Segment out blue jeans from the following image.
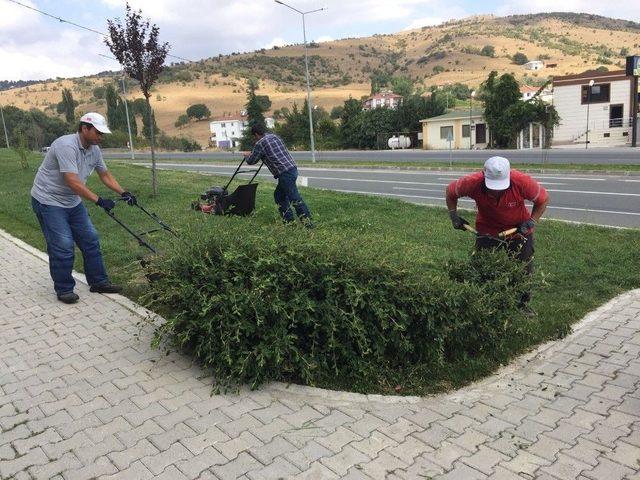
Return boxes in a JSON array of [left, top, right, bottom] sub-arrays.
[[274, 168, 311, 222], [32, 197, 109, 295]]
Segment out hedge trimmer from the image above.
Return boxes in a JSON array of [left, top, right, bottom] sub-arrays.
[[463, 223, 524, 244]]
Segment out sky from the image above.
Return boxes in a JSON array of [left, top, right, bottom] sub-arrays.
[[1, 0, 639, 81]]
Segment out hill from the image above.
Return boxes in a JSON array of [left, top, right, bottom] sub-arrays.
[[1, 12, 638, 146]]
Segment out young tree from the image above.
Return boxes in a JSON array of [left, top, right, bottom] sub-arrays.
[[175, 114, 189, 128], [481, 71, 525, 148], [106, 2, 170, 195], [117, 97, 137, 136], [239, 80, 268, 150], [339, 97, 364, 148], [105, 84, 119, 129], [61, 88, 75, 124]]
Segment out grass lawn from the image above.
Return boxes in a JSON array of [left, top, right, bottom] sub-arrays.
[[2, 147, 639, 394]]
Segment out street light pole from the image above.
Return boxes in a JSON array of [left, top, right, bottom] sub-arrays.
[[469, 90, 476, 150], [0, 104, 9, 149], [120, 77, 135, 161], [585, 79, 594, 150], [275, 0, 325, 163]]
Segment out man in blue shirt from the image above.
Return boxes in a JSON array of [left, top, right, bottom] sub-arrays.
[[244, 124, 312, 226], [31, 112, 137, 304]]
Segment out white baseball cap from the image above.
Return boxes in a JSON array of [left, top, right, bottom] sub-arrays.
[[79, 112, 111, 134], [483, 156, 511, 190]]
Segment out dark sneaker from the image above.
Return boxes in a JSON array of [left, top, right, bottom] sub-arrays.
[[57, 292, 79, 304], [89, 282, 122, 294]]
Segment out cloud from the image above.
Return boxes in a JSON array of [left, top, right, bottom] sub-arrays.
[[5, 0, 639, 80], [263, 37, 287, 49], [403, 16, 445, 30], [0, 1, 114, 80], [315, 35, 334, 43]]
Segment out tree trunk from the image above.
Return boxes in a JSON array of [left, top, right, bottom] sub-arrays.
[[146, 96, 157, 196]]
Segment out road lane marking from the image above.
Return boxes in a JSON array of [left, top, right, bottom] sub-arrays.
[[546, 189, 640, 197], [329, 189, 640, 216]]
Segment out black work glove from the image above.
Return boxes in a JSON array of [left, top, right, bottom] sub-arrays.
[[449, 210, 470, 230], [121, 191, 137, 206], [96, 196, 116, 212], [517, 217, 536, 235]]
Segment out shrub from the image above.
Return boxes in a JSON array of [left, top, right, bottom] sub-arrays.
[[174, 114, 189, 128], [512, 52, 529, 65], [480, 45, 495, 57], [143, 222, 534, 392], [186, 104, 211, 121], [157, 134, 200, 152]]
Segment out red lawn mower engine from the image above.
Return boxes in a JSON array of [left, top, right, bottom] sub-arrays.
[[192, 186, 228, 215]]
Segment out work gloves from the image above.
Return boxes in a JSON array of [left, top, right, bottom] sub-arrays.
[[517, 217, 536, 235], [449, 210, 470, 230], [96, 197, 115, 212], [121, 191, 137, 206]]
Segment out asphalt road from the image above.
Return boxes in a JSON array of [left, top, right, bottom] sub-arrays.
[[105, 147, 640, 164], [137, 163, 640, 229]]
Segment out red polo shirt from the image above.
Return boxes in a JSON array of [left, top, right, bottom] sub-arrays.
[[447, 170, 548, 236]]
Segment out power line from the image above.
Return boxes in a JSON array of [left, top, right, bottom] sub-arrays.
[[5, 0, 195, 63]]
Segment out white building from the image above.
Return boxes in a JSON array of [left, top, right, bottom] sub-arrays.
[[524, 61, 544, 71], [520, 85, 553, 103], [552, 69, 636, 147], [209, 113, 275, 148], [363, 91, 403, 110], [420, 109, 489, 150]]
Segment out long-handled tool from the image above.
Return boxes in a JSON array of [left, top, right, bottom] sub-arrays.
[[463, 224, 522, 244], [104, 201, 178, 254]]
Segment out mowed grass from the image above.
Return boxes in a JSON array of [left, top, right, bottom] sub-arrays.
[[2, 147, 639, 393]]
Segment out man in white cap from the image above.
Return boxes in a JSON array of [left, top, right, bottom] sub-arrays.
[[445, 156, 549, 312], [31, 112, 137, 304]]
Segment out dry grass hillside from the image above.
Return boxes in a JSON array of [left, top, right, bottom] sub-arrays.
[[2, 12, 639, 146]]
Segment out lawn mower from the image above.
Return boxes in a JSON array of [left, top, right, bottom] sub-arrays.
[[104, 199, 178, 254], [191, 158, 264, 216]]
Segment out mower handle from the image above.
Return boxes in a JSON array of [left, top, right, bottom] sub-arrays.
[[498, 227, 518, 239]]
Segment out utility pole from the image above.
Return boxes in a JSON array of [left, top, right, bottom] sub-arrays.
[[627, 56, 639, 147], [0, 104, 9, 149], [632, 75, 639, 148], [469, 90, 476, 150], [120, 77, 135, 161], [275, 0, 325, 163], [585, 80, 594, 150]]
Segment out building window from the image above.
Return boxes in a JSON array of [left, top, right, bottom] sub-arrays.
[[221, 123, 226, 127], [440, 126, 454, 140], [462, 125, 470, 138], [581, 83, 610, 104]]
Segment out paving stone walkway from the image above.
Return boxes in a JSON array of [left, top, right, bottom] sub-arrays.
[[1, 229, 639, 480]]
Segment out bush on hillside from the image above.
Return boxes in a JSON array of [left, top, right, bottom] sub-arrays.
[[513, 52, 529, 65], [143, 221, 535, 393]]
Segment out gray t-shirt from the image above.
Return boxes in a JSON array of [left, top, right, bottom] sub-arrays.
[[31, 133, 107, 208]]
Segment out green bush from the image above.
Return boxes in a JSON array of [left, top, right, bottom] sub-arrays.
[[157, 134, 201, 152], [143, 221, 535, 393]]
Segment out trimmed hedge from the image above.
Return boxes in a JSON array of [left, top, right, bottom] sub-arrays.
[[143, 219, 535, 393]]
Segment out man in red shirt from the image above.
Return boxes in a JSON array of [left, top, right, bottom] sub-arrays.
[[445, 156, 549, 311]]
